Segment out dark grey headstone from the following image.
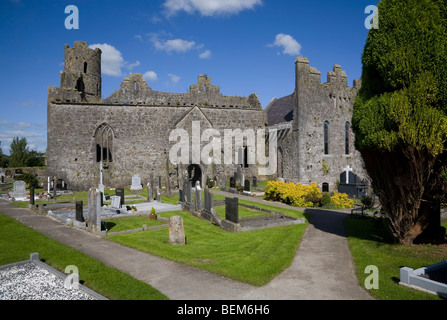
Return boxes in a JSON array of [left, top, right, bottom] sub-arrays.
[[225, 197, 239, 223], [29, 187, 35, 205], [244, 179, 250, 191], [229, 177, 236, 188], [115, 188, 125, 206], [252, 176, 257, 188], [75, 201, 84, 222], [179, 189, 184, 203]]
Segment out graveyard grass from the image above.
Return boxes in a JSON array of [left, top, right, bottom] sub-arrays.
[[345, 217, 447, 300], [107, 209, 308, 286], [0, 213, 168, 300]]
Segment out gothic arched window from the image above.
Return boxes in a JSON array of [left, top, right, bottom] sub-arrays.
[[95, 123, 114, 163], [324, 121, 329, 155]]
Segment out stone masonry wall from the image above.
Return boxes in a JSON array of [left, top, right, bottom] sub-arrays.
[[275, 57, 367, 191], [47, 102, 266, 191]]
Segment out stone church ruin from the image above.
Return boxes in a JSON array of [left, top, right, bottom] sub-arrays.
[[47, 41, 368, 192]]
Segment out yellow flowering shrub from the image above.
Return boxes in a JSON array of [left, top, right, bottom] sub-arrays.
[[330, 192, 354, 209], [265, 181, 354, 209], [264, 181, 321, 207]]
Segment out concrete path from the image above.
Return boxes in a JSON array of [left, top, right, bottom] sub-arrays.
[[0, 195, 373, 300]]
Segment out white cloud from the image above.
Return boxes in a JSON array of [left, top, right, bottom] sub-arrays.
[[153, 38, 197, 53], [0, 121, 32, 130], [89, 43, 140, 77], [89, 43, 124, 76], [143, 71, 158, 82], [168, 74, 181, 84], [163, 0, 262, 17], [270, 33, 301, 56], [199, 49, 212, 59], [125, 60, 141, 70]]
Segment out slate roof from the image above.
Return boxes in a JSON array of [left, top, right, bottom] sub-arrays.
[[266, 94, 295, 126]]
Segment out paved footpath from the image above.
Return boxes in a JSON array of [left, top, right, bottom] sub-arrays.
[[0, 193, 373, 300]]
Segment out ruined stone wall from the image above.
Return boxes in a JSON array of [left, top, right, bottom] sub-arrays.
[[105, 74, 261, 109], [46, 101, 266, 191]]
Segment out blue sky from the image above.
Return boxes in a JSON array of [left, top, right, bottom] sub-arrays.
[[0, 0, 377, 155]]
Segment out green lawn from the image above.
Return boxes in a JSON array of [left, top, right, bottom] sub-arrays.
[[345, 217, 447, 300], [107, 209, 308, 286], [0, 212, 168, 300], [104, 216, 166, 232]]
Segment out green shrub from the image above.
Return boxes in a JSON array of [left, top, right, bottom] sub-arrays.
[[15, 173, 38, 189], [320, 192, 332, 207]]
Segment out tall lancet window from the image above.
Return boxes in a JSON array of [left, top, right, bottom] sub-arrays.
[[323, 121, 329, 155], [345, 121, 351, 155], [95, 123, 114, 163]]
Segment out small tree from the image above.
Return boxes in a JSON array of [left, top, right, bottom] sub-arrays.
[[9, 137, 30, 167]]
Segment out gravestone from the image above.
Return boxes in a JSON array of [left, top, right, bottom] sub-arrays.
[[179, 189, 184, 203], [115, 188, 125, 206], [158, 176, 162, 188], [202, 187, 213, 219], [225, 197, 239, 223], [169, 215, 185, 245], [156, 186, 161, 202], [0, 172, 5, 183], [75, 201, 84, 222], [194, 181, 202, 211], [244, 179, 250, 192], [252, 176, 257, 188], [236, 167, 242, 185], [130, 174, 142, 190], [338, 166, 368, 197], [221, 176, 226, 191], [10, 180, 27, 198], [229, 177, 236, 189], [183, 178, 192, 210], [29, 187, 35, 205], [111, 196, 121, 209], [87, 187, 102, 234], [147, 182, 153, 202]]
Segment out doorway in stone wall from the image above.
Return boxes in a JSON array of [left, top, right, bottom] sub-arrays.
[[187, 164, 202, 188]]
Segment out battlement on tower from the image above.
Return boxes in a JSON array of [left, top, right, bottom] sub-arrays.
[[295, 56, 361, 89]]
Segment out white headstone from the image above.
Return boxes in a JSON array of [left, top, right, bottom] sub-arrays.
[[130, 174, 142, 190], [111, 195, 121, 209]]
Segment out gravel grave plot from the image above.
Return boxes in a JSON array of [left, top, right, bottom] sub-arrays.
[[0, 262, 94, 300]]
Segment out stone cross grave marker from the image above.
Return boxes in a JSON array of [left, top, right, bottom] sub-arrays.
[[194, 180, 202, 211], [87, 187, 102, 234], [225, 197, 239, 223], [147, 182, 153, 202], [236, 166, 242, 185], [342, 166, 353, 184]]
